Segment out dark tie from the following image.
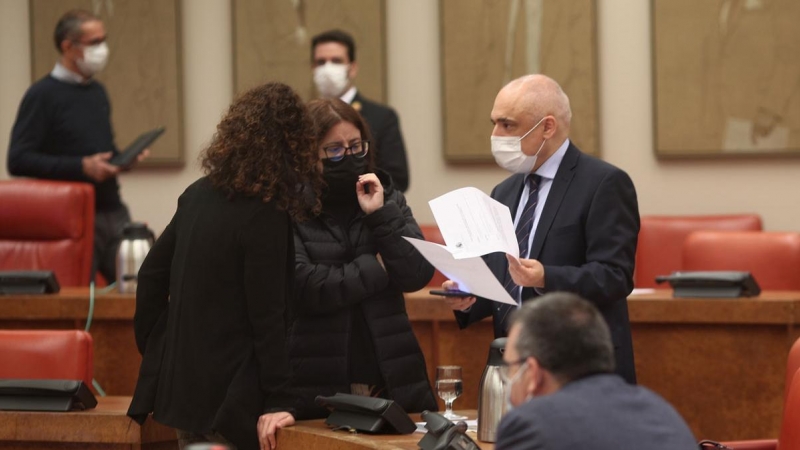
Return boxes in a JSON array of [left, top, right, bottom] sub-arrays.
[[504, 173, 541, 300], [499, 175, 541, 330]]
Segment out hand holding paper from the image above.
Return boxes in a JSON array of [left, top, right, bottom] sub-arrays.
[[403, 237, 516, 305], [506, 254, 545, 288]]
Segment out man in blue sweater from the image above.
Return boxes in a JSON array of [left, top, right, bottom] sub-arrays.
[[7, 9, 145, 284]]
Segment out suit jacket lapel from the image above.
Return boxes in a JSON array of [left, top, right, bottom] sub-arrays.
[[529, 143, 579, 260]]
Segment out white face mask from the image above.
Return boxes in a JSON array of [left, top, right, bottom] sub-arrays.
[[503, 361, 531, 411], [76, 42, 109, 77], [491, 117, 547, 174], [313, 62, 350, 98]]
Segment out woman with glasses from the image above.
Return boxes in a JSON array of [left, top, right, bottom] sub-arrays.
[[288, 98, 437, 418]]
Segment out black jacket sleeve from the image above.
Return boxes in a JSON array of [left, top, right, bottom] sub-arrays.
[[362, 191, 434, 292], [133, 214, 176, 355]]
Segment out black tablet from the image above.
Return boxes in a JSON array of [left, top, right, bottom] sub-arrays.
[[109, 126, 165, 166]]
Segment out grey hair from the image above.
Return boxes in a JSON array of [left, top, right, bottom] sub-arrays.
[[510, 292, 615, 384], [54, 9, 99, 53]]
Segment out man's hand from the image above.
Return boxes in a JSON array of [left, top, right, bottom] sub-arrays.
[[82, 152, 119, 182], [441, 280, 476, 311], [356, 173, 384, 214], [121, 148, 151, 172], [506, 254, 545, 288], [257, 411, 295, 450]]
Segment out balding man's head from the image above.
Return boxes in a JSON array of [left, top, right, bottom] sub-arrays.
[[503, 74, 572, 128]]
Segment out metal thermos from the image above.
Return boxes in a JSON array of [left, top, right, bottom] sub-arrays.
[[477, 337, 508, 442], [116, 222, 154, 294]]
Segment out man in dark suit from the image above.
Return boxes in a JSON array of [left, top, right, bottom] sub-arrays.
[[496, 292, 697, 450], [443, 74, 639, 383], [310, 29, 410, 191]]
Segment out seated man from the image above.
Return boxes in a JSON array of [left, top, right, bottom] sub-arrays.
[[497, 292, 697, 450]]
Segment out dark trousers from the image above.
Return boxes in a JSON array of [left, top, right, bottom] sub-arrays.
[[94, 203, 130, 283]]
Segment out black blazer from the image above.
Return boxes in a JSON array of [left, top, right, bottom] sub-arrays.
[[128, 177, 296, 450], [496, 374, 697, 450], [456, 143, 640, 383], [352, 92, 410, 192]]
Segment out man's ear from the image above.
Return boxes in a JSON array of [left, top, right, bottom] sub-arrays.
[[542, 116, 558, 139], [60, 39, 73, 55], [348, 61, 359, 80], [525, 357, 543, 396]]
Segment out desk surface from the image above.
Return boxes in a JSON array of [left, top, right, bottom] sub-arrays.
[[280, 411, 493, 450], [404, 289, 800, 324], [0, 396, 174, 448]]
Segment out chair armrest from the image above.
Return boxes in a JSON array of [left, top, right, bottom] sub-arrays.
[[722, 439, 778, 450]]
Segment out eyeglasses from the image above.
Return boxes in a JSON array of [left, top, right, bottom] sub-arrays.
[[498, 357, 528, 383], [322, 141, 369, 162]]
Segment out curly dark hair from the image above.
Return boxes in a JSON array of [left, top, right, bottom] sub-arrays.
[[200, 82, 323, 221], [306, 98, 376, 172]]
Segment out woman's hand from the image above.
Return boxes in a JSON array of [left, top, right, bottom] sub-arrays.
[[257, 411, 295, 450], [441, 280, 476, 311], [356, 173, 384, 214]]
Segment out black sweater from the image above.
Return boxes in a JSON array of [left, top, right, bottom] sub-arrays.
[[7, 75, 121, 211]]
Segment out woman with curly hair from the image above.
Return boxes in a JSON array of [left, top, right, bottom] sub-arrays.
[[288, 98, 437, 419], [127, 82, 322, 450]]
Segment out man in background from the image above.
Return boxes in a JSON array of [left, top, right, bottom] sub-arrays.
[[442, 74, 640, 383], [496, 292, 697, 450], [310, 29, 410, 192], [7, 9, 146, 283]]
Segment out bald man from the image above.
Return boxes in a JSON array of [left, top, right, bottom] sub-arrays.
[[443, 75, 640, 383]]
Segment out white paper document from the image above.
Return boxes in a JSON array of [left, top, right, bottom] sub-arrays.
[[428, 187, 519, 259], [403, 237, 516, 305]]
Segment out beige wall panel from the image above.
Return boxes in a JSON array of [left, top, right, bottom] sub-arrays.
[[441, 0, 599, 161], [653, 0, 800, 157], [232, 0, 386, 101]]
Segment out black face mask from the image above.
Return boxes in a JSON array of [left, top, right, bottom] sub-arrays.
[[322, 156, 368, 201]]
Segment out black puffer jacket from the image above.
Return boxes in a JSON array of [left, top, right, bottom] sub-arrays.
[[289, 172, 437, 419]]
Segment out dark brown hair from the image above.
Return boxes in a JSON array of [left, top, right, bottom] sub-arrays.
[[311, 29, 356, 62], [306, 98, 375, 171], [201, 82, 322, 221], [54, 9, 98, 53]]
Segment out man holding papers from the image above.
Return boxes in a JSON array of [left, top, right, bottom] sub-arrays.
[[443, 74, 640, 384]]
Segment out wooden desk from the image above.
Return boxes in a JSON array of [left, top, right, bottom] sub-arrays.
[[405, 290, 800, 441], [4, 288, 800, 440], [0, 288, 140, 396], [0, 396, 175, 449], [280, 411, 492, 450]]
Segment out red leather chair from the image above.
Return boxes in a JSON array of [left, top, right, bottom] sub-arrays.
[[419, 224, 448, 288], [0, 330, 94, 387], [787, 338, 800, 400], [682, 231, 800, 290], [0, 180, 95, 287], [635, 214, 762, 288]]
